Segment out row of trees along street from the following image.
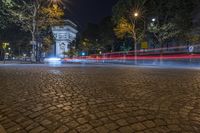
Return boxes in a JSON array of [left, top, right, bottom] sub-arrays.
[[1, 0, 200, 60], [69, 0, 200, 58], [0, 0, 65, 62]]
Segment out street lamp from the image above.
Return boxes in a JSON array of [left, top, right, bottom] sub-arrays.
[[152, 18, 156, 22], [134, 12, 139, 17], [133, 12, 139, 65]]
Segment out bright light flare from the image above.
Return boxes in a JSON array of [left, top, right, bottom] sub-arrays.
[[61, 44, 200, 65], [134, 12, 139, 17], [152, 18, 156, 22], [47, 58, 61, 61], [44, 58, 62, 65], [63, 54, 200, 61]]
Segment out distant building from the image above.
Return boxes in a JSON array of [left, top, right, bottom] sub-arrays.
[[51, 20, 78, 58]]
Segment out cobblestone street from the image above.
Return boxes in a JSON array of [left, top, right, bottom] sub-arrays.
[[1, 64, 200, 133]]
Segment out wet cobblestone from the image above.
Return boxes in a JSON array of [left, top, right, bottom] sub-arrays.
[[0, 64, 200, 132]]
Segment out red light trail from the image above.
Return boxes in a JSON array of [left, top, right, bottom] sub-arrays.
[[63, 44, 200, 62]]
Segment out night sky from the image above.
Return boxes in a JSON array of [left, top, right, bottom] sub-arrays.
[[66, 0, 118, 30]]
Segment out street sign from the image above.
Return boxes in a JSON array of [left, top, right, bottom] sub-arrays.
[[189, 46, 194, 53], [141, 42, 148, 49]]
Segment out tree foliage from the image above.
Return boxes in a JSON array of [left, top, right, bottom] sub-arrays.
[[38, 4, 64, 30], [113, 1, 146, 50], [65, 40, 78, 58], [148, 22, 180, 46], [42, 34, 54, 52], [112, 0, 147, 25], [3, 0, 64, 36], [112, 0, 200, 47], [2, 0, 65, 60], [98, 17, 115, 52], [0, 0, 11, 30], [78, 17, 115, 54], [114, 17, 132, 39]]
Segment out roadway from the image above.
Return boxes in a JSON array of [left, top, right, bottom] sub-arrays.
[[0, 64, 200, 132]]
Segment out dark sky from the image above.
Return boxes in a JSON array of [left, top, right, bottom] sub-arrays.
[[66, 0, 118, 30]]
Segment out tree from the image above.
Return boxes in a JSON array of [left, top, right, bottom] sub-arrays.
[[0, 0, 13, 52], [185, 2, 200, 45], [77, 16, 116, 54], [113, 0, 146, 45], [65, 40, 78, 58], [80, 38, 92, 53], [0, 2, 7, 59], [0, 25, 32, 57], [113, 0, 200, 46], [148, 22, 180, 49], [79, 23, 99, 54], [0, 42, 10, 63], [41, 32, 54, 52], [114, 17, 132, 39], [112, 0, 147, 24], [146, 0, 199, 46], [3, 0, 64, 61], [112, 0, 132, 25], [0, 3, 6, 30], [98, 17, 115, 52], [113, 1, 146, 64]]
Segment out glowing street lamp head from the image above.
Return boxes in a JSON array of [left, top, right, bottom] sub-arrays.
[[152, 18, 156, 22], [81, 52, 86, 56], [134, 12, 139, 17]]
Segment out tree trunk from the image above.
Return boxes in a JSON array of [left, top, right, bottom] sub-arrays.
[[0, 50, 2, 61], [31, 5, 37, 62]]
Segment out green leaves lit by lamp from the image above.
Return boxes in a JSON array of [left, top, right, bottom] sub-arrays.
[[2, 43, 9, 50]]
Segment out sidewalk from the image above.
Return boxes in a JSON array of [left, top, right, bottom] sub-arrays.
[[0, 61, 32, 64]]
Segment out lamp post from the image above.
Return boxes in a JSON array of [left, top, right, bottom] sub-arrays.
[[8, 48, 11, 57], [134, 12, 138, 17], [133, 12, 139, 65]]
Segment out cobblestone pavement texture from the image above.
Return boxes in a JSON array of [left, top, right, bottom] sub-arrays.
[[1, 64, 200, 133]]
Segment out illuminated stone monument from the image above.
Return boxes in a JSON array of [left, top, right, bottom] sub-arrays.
[[52, 20, 78, 58]]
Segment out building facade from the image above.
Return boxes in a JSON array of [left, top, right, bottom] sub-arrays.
[[52, 20, 78, 58]]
